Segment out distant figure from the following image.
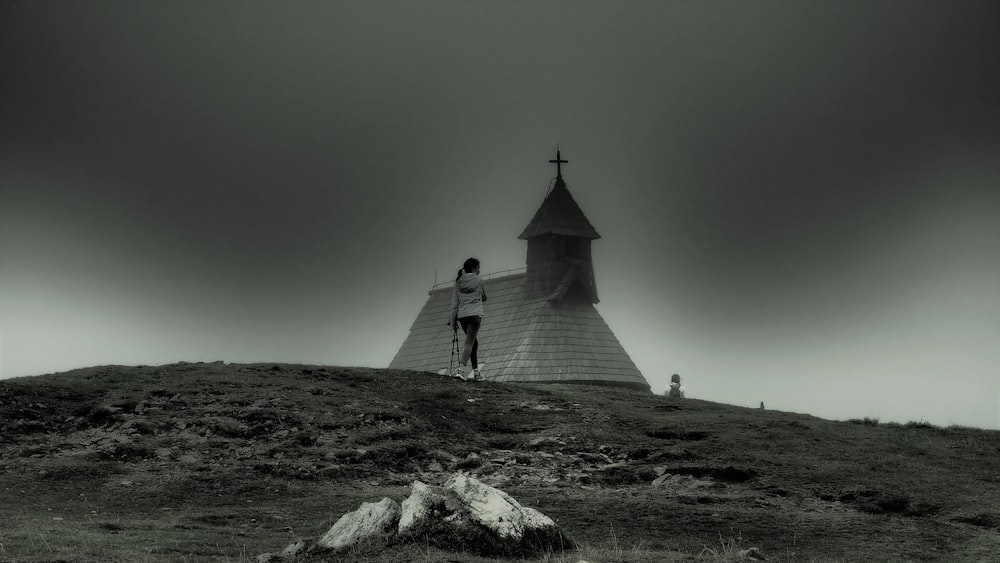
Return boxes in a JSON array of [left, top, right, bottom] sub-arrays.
[[450, 257, 488, 382], [760, 401, 765, 410], [666, 373, 685, 398]]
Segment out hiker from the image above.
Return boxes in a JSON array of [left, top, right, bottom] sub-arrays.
[[450, 257, 487, 381], [666, 373, 685, 398]]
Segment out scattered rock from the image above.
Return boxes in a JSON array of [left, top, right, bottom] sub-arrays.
[[316, 497, 400, 549], [280, 540, 306, 558], [740, 546, 767, 560], [652, 473, 721, 492], [444, 473, 560, 541], [177, 454, 200, 465], [398, 481, 445, 534], [528, 436, 566, 449], [432, 449, 458, 463], [577, 452, 613, 464], [262, 474, 573, 559], [255, 544, 305, 563]]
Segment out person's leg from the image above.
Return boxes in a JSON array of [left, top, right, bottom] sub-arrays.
[[454, 318, 470, 377], [450, 321, 467, 379], [470, 336, 482, 380], [459, 317, 480, 369]]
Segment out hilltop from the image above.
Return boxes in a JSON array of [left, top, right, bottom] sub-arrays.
[[1, 363, 998, 562]]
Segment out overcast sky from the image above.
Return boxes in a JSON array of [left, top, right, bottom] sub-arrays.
[[2, 1, 997, 429]]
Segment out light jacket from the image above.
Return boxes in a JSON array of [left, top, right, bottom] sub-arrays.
[[451, 272, 488, 321]]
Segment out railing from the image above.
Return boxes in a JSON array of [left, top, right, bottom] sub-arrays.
[[431, 267, 526, 290], [483, 267, 526, 280]]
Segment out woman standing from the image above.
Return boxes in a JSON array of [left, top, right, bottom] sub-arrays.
[[450, 257, 487, 381]]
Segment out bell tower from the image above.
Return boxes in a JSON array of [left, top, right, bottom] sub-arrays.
[[518, 149, 601, 304]]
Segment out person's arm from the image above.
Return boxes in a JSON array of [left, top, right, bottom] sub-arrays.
[[450, 287, 459, 328], [480, 281, 488, 303]]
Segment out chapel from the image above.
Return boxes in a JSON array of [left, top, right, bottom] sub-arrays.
[[389, 150, 650, 392]]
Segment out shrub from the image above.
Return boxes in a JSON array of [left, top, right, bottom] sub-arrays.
[[847, 417, 880, 426]]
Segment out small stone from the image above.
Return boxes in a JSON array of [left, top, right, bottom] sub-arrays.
[[281, 540, 306, 557], [433, 449, 458, 462], [739, 547, 767, 560]]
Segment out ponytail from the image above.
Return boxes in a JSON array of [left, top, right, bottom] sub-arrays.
[[456, 257, 480, 281]]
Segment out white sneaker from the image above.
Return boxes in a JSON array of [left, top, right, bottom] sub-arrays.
[[452, 365, 467, 381], [472, 368, 482, 381]]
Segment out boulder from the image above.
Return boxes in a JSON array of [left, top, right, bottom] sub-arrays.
[[259, 474, 572, 559], [398, 480, 445, 534], [435, 473, 574, 556], [444, 473, 556, 539], [316, 497, 400, 549]]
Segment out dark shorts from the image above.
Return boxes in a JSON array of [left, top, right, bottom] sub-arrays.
[[458, 316, 481, 332]]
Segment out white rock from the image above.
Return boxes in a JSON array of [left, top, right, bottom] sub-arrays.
[[399, 481, 445, 534], [280, 540, 306, 557], [316, 497, 400, 550], [261, 474, 570, 559], [444, 473, 555, 539]]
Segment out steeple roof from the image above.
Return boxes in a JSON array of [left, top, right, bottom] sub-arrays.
[[518, 177, 601, 240]]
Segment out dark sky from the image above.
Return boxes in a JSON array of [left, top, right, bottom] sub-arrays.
[[2, 1, 998, 428]]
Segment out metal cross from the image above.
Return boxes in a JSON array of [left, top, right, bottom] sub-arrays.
[[548, 148, 568, 179]]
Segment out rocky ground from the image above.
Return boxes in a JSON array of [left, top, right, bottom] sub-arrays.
[[1, 362, 999, 562]]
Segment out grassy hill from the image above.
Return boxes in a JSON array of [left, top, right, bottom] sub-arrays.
[[1, 363, 998, 562]]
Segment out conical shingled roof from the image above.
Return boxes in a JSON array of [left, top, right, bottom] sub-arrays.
[[389, 274, 649, 391], [518, 177, 601, 240]]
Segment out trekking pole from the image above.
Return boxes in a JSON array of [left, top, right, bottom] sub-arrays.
[[449, 325, 458, 376]]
